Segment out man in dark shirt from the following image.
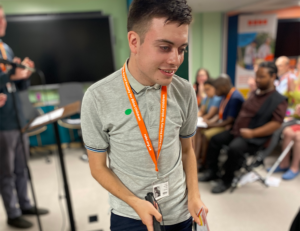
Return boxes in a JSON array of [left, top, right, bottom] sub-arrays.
[[199, 62, 287, 194], [0, 6, 48, 229]]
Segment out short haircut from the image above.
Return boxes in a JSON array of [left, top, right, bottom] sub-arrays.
[[128, 0, 192, 42], [259, 61, 278, 78], [204, 79, 215, 87], [214, 76, 232, 88]]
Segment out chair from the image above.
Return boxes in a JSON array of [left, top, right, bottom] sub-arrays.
[[19, 90, 50, 161], [230, 119, 299, 192], [57, 82, 87, 161]]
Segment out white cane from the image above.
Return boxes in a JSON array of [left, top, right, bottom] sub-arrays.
[[264, 140, 294, 183]]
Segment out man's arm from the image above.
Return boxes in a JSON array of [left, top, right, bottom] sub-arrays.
[[207, 116, 234, 128], [240, 121, 281, 139], [87, 150, 162, 231], [0, 93, 7, 107], [202, 106, 218, 120], [180, 137, 208, 225]]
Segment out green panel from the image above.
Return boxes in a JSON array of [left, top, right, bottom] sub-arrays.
[[2, 0, 129, 69], [190, 13, 203, 84], [202, 12, 222, 78], [175, 46, 189, 80]]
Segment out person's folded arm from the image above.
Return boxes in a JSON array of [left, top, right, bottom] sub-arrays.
[[251, 121, 281, 137], [208, 116, 234, 128], [87, 150, 162, 231], [202, 106, 218, 120]]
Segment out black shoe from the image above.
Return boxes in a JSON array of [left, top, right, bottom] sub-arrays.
[[211, 180, 231, 194], [7, 216, 33, 229], [198, 170, 218, 182], [22, 207, 49, 216]]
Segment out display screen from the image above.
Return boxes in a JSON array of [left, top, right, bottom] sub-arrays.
[[4, 12, 115, 85], [275, 20, 300, 58]]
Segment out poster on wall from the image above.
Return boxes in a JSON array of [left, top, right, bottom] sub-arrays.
[[235, 14, 277, 97]]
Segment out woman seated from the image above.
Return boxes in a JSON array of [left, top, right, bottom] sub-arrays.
[[194, 79, 222, 170], [276, 104, 300, 180]]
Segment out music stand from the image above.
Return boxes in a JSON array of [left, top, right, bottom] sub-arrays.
[[24, 101, 81, 231]]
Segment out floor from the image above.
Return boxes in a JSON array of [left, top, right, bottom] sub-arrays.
[[0, 148, 299, 231]]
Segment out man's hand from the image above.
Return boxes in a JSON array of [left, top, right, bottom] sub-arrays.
[[240, 128, 254, 139], [0, 93, 7, 107], [188, 195, 208, 226], [131, 198, 162, 231], [10, 57, 35, 81]]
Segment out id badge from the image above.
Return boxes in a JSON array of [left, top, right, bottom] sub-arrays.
[[152, 177, 169, 201]]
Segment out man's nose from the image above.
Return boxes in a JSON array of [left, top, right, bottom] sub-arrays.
[[166, 48, 182, 67]]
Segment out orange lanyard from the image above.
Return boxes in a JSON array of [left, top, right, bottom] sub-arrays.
[[0, 42, 7, 72], [122, 64, 167, 172], [219, 87, 235, 119]]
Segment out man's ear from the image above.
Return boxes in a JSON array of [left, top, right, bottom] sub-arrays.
[[128, 31, 140, 55]]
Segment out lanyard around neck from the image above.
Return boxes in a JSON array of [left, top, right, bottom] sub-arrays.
[[122, 64, 167, 172], [219, 87, 235, 120]]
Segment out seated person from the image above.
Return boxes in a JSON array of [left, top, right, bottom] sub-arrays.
[[194, 79, 221, 167], [199, 62, 288, 193], [196, 76, 244, 171], [275, 56, 297, 95], [203, 76, 244, 140], [274, 105, 300, 180], [198, 79, 222, 119]]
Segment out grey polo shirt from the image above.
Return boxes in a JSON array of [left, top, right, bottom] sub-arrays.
[[81, 62, 198, 225]]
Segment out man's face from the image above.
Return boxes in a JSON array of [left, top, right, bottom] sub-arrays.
[[0, 9, 7, 37], [133, 18, 188, 86], [255, 67, 274, 90], [276, 59, 289, 77]]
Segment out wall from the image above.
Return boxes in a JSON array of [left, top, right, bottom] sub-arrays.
[[190, 12, 223, 84], [1, 0, 129, 69]]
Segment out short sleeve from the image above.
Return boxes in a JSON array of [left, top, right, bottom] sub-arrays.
[[179, 84, 198, 138], [225, 95, 244, 119], [211, 96, 222, 108], [81, 89, 109, 153], [271, 100, 287, 123]]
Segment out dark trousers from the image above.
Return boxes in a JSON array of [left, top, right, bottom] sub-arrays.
[[206, 130, 260, 183], [111, 213, 193, 231], [0, 130, 31, 219]]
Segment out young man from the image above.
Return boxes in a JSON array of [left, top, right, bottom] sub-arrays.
[[199, 62, 287, 194], [81, 0, 208, 230], [200, 76, 244, 143], [0, 6, 48, 229]]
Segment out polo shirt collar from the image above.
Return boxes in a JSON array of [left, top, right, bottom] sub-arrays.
[[125, 60, 161, 94]]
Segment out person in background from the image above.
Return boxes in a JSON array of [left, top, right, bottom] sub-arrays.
[[275, 56, 297, 95], [194, 79, 222, 170], [258, 38, 272, 60], [196, 76, 244, 175], [275, 104, 300, 180], [0, 5, 48, 229], [199, 62, 287, 193], [244, 40, 257, 70], [193, 68, 210, 107], [197, 79, 222, 119]]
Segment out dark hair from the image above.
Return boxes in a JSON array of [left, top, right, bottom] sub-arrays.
[[128, 0, 192, 41], [259, 61, 278, 79], [204, 79, 215, 87], [194, 68, 210, 95], [214, 76, 232, 88]]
